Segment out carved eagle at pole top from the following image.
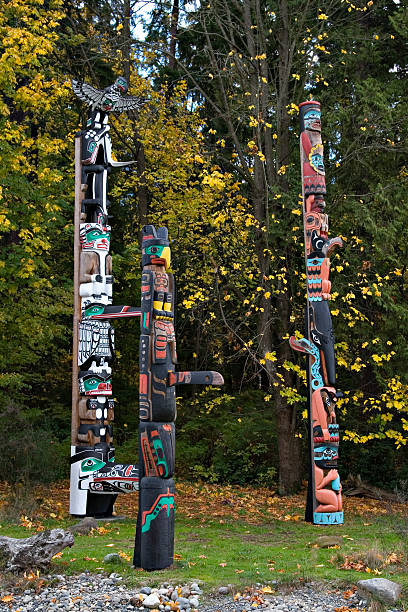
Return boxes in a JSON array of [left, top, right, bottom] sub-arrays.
[[72, 76, 146, 113]]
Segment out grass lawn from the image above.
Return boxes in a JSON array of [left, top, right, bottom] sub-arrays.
[[1, 481, 408, 606]]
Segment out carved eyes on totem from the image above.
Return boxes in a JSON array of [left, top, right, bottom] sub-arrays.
[[313, 237, 325, 251], [305, 110, 320, 120], [148, 247, 159, 254], [315, 447, 337, 460], [80, 457, 106, 473]]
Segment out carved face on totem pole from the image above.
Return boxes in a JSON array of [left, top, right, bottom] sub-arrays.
[[80, 223, 111, 251], [300, 102, 321, 132], [142, 225, 171, 270]]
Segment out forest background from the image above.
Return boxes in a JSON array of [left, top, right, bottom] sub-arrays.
[[0, 0, 407, 498]]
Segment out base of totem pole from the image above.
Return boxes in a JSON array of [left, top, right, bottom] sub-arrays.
[[313, 511, 344, 525]]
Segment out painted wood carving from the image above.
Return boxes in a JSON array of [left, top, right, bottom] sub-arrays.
[[290, 101, 344, 525], [70, 77, 143, 518], [71, 77, 224, 569], [133, 225, 224, 570]]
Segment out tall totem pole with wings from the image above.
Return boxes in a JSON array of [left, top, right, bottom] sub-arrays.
[[70, 77, 144, 518], [71, 77, 223, 568], [289, 101, 344, 525]]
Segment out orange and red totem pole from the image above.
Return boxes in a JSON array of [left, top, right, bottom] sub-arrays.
[[290, 101, 344, 525]]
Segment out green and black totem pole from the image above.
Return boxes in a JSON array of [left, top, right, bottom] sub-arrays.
[[290, 101, 344, 525], [133, 225, 224, 570]]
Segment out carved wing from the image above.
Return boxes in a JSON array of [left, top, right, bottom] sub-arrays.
[[78, 321, 101, 366], [114, 95, 147, 112], [72, 80, 105, 108]]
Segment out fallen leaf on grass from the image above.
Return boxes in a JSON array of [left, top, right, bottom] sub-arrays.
[[198, 554, 207, 559], [174, 553, 182, 560], [384, 552, 402, 565], [105, 544, 114, 547], [235, 569, 244, 574], [340, 557, 367, 572], [261, 586, 274, 594], [219, 562, 227, 567], [52, 551, 63, 559], [282, 514, 302, 521], [83, 556, 97, 562], [24, 570, 39, 580]]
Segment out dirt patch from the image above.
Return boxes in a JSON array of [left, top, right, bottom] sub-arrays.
[[182, 533, 210, 543], [239, 533, 274, 546]]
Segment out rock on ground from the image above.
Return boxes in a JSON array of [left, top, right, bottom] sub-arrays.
[[68, 517, 98, 535], [312, 535, 343, 548], [103, 553, 123, 564], [357, 577, 402, 605]]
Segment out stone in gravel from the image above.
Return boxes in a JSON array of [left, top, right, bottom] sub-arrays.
[[103, 553, 122, 564], [190, 583, 202, 594], [313, 535, 343, 548], [158, 588, 168, 596], [143, 593, 161, 608], [180, 586, 191, 598], [189, 597, 199, 607], [141, 587, 152, 595], [68, 517, 98, 535], [171, 591, 179, 601], [357, 577, 402, 604], [218, 586, 230, 595], [177, 597, 191, 609]]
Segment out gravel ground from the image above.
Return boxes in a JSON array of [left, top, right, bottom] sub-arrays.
[[0, 575, 404, 612]]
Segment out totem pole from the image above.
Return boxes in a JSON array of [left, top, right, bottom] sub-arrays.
[[70, 77, 144, 517], [71, 76, 224, 568], [289, 101, 344, 525], [133, 224, 224, 570]]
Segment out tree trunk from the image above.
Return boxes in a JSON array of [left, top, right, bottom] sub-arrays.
[[275, 396, 301, 493], [169, 0, 179, 70], [136, 137, 149, 228], [122, 0, 131, 82]]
